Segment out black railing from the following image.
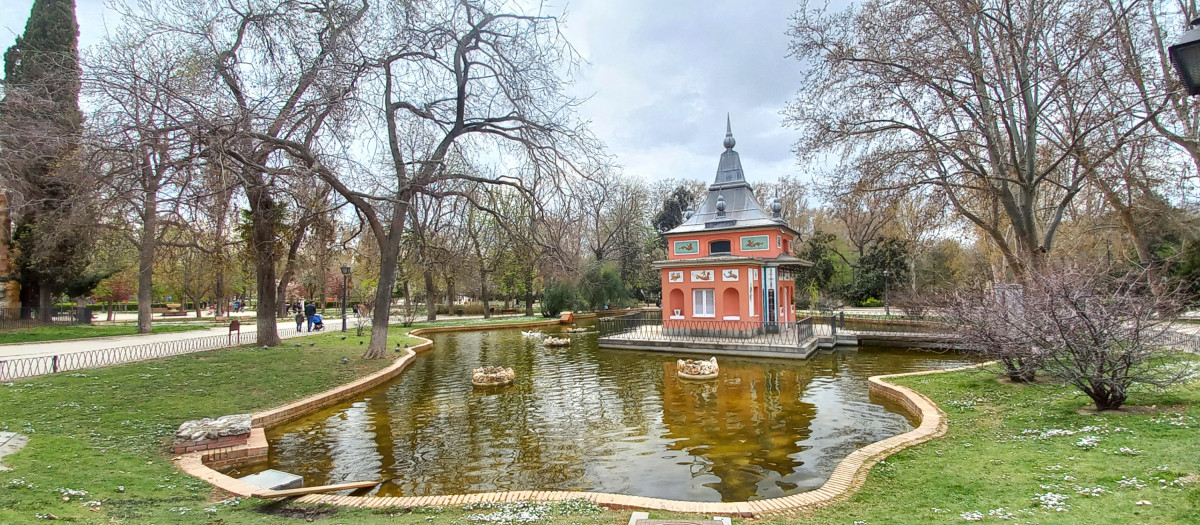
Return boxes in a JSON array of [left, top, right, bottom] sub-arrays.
[[0, 326, 303, 382], [0, 307, 93, 329], [598, 313, 823, 352]]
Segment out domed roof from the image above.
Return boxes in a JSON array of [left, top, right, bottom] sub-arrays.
[[669, 117, 798, 236]]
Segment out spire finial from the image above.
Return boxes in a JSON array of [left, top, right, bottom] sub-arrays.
[[723, 114, 736, 150]]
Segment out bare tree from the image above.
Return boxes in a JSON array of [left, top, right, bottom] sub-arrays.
[[88, 27, 201, 332], [787, 0, 1136, 278], [1107, 0, 1200, 178], [261, 0, 598, 358], [122, 0, 370, 344]]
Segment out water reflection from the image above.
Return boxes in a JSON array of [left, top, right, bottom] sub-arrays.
[[233, 324, 974, 502]]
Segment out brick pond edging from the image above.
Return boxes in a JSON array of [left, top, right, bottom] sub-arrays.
[[172, 320, 991, 517]]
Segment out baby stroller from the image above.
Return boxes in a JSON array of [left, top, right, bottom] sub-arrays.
[[311, 313, 325, 332]]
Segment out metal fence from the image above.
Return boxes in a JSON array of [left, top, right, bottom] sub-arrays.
[[0, 307, 93, 329], [0, 326, 304, 382], [597, 312, 818, 351]]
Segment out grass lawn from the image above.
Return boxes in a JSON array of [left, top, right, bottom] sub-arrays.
[[1, 317, 1196, 524], [0, 324, 214, 345]]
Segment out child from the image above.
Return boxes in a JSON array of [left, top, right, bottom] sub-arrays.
[[295, 311, 305, 332]]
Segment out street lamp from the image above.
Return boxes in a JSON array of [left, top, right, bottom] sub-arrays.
[[882, 269, 890, 317], [340, 264, 351, 332], [1169, 17, 1200, 95]]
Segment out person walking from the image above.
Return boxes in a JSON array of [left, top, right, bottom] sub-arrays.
[[304, 300, 318, 332], [294, 310, 305, 332]]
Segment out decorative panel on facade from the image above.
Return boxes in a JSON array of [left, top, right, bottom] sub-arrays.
[[673, 240, 699, 255], [740, 235, 769, 251]]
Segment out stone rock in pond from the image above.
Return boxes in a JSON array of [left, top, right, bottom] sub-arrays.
[[472, 366, 515, 386], [175, 413, 252, 442], [677, 357, 719, 379]]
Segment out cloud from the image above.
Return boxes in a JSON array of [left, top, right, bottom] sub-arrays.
[[557, 0, 809, 185]]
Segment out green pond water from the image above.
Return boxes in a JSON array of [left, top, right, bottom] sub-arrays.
[[225, 322, 975, 502]]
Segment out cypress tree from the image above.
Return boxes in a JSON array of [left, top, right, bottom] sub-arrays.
[[0, 0, 87, 318]]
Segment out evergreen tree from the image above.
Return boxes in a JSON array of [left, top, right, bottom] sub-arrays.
[[0, 0, 88, 317]]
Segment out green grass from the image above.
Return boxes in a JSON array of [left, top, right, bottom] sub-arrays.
[[0, 324, 213, 345], [757, 363, 1200, 525], [1, 316, 1195, 524]]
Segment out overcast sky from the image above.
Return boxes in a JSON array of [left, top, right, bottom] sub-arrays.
[[1, 0, 817, 187]]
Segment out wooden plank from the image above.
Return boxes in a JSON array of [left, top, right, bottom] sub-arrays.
[[253, 480, 383, 498]]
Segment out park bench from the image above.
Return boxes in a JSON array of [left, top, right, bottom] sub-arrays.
[[161, 310, 188, 317]]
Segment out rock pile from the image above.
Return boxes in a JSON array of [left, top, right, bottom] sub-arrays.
[[677, 357, 719, 379], [175, 414, 252, 442], [472, 366, 515, 386]]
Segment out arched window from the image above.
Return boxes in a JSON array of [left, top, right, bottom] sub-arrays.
[[709, 239, 731, 254]]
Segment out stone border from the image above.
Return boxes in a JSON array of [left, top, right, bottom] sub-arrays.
[[172, 319, 989, 516]]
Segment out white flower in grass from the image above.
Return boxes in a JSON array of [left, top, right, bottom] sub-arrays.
[[988, 508, 1015, 520], [1075, 486, 1108, 497], [960, 510, 984, 521], [1117, 477, 1147, 489], [1033, 492, 1070, 511], [1074, 436, 1100, 449]]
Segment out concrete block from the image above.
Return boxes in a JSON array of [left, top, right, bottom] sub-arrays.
[[238, 469, 304, 490]]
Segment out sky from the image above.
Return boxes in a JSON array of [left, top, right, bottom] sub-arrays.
[[0, 0, 817, 188]]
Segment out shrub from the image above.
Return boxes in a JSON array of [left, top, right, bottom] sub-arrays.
[[859, 297, 883, 308], [541, 282, 573, 318], [938, 263, 1195, 408]]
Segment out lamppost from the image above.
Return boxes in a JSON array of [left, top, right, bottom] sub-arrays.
[[340, 264, 351, 332], [1169, 17, 1200, 95], [882, 269, 890, 317]]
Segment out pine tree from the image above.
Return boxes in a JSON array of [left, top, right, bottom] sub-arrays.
[[0, 0, 88, 319]]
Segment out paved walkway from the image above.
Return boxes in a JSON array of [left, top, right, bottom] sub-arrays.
[[0, 313, 531, 361]]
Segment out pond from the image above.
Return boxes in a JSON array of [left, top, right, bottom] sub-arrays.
[[224, 321, 975, 502]]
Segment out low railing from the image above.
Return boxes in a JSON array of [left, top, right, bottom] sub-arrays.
[[0, 326, 304, 382], [0, 307, 93, 329], [598, 313, 823, 353]]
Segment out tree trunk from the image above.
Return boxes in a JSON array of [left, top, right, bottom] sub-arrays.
[[274, 231, 304, 318], [247, 185, 280, 346], [37, 283, 52, 322], [364, 233, 401, 359], [480, 266, 491, 319], [214, 272, 225, 317], [402, 280, 411, 313], [446, 276, 455, 309], [524, 273, 534, 317], [136, 183, 157, 333], [424, 268, 437, 321]]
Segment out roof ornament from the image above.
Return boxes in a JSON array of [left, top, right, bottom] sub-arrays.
[[684, 206, 694, 220], [723, 114, 736, 150], [771, 192, 782, 220], [716, 194, 727, 218]]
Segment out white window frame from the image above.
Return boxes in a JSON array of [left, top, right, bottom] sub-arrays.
[[693, 288, 715, 318]]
